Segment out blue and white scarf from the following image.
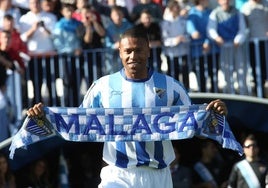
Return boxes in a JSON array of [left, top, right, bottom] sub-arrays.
[[9, 104, 243, 158]]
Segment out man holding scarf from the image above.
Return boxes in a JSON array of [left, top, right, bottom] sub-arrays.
[[27, 27, 228, 188]]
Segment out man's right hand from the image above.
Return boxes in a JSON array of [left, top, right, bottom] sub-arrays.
[[26, 102, 44, 117]]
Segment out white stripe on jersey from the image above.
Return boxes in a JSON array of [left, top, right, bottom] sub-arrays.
[[81, 69, 191, 169]]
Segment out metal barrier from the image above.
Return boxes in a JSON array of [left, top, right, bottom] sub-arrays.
[[5, 38, 268, 136]]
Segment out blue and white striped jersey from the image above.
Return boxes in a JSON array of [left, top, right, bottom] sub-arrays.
[[80, 68, 191, 169]]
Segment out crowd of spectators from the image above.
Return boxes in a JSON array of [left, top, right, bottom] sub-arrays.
[[0, 0, 268, 187], [0, 0, 267, 98]]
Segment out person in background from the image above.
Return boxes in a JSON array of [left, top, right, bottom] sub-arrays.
[[0, 64, 10, 143], [163, 0, 193, 19], [131, 0, 163, 23], [240, 0, 268, 97], [104, 5, 133, 74], [228, 134, 268, 188], [53, 3, 83, 55], [91, 0, 132, 27], [79, 4, 106, 90], [41, 0, 61, 19], [3, 14, 28, 74], [72, 0, 102, 23], [0, 0, 21, 30], [207, 0, 248, 94], [26, 26, 228, 188], [170, 145, 192, 188], [0, 152, 16, 188], [0, 30, 15, 143], [53, 3, 84, 106], [135, 9, 162, 72], [19, 0, 57, 55], [80, 5, 105, 50], [20, 158, 53, 188], [192, 139, 227, 188], [161, 0, 190, 90], [187, 0, 216, 92], [19, 0, 57, 106]]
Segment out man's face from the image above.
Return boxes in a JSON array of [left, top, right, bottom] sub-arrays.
[[0, 32, 10, 50], [218, 0, 230, 11], [243, 140, 259, 158], [61, 7, 74, 19], [29, 0, 41, 13], [3, 18, 13, 31], [111, 10, 123, 25], [140, 13, 151, 27], [119, 37, 150, 79]]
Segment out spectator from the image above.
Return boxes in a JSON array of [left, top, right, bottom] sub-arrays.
[[19, 0, 57, 55], [91, 0, 132, 27], [3, 14, 28, 73], [104, 5, 133, 74], [19, 0, 57, 106], [240, 0, 268, 97], [0, 66, 9, 143], [163, 0, 193, 19], [170, 145, 192, 188], [0, 30, 15, 143], [131, 0, 163, 23], [73, 0, 102, 24], [53, 3, 83, 55], [20, 158, 53, 188], [207, 0, 248, 94], [79, 4, 106, 88], [53, 3, 84, 106], [161, 0, 190, 89], [187, 0, 217, 92], [228, 134, 268, 188], [135, 9, 162, 72], [41, 0, 61, 19], [0, 0, 21, 30], [0, 152, 16, 188], [192, 139, 227, 188], [80, 5, 105, 50]]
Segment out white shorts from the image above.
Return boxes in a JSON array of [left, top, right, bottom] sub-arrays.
[[98, 165, 173, 188]]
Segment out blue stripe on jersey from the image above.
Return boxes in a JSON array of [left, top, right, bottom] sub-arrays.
[[115, 142, 129, 168], [154, 141, 167, 169], [135, 142, 150, 166], [108, 73, 130, 167]]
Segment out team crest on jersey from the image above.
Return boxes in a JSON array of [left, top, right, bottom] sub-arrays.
[[24, 116, 53, 136], [154, 87, 166, 98]]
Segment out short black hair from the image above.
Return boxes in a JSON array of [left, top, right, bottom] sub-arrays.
[[120, 26, 149, 44], [3, 14, 13, 21]]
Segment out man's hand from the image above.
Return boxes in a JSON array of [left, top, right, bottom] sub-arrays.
[[26, 102, 44, 117], [206, 99, 228, 116]]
